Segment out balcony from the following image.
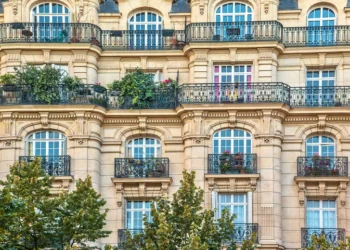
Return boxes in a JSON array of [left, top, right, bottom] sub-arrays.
[[118, 229, 143, 247], [107, 86, 177, 109], [0, 22, 102, 45], [114, 157, 169, 178], [233, 223, 259, 243], [19, 155, 71, 176], [177, 82, 289, 105], [301, 228, 345, 248], [0, 84, 107, 107], [208, 153, 257, 174], [297, 156, 348, 177], [185, 21, 282, 43], [101, 30, 185, 50], [283, 26, 350, 47]]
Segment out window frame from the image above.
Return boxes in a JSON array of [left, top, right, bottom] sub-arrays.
[[307, 7, 336, 27], [26, 131, 67, 157], [213, 129, 252, 154], [125, 200, 153, 229], [306, 199, 337, 228], [32, 3, 70, 23], [215, 2, 253, 22], [305, 135, 335, 157], [126, 138, 162, 158]]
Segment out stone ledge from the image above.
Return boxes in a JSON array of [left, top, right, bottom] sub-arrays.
[[205, 174, 260, 192], [50, 176, 74, 195]]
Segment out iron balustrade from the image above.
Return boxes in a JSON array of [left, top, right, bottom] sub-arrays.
[[297, 156, 348, 177], [177, 83, 290, 104], [19, 155, 71, 176], [208, 153, 257, 174], [0, 84, 108, 107], [114, 158, 170, 178], [108, 86, 177, 109], [232, 223, 259, 243], [283, 26, 350, 47], [301, 228, 345, 248], [289, 86, 350, 107], [101, 30, 186, 50], [185, 21, 283, 43], [118, 229, 144, 247], [0, 22, 102, 45]]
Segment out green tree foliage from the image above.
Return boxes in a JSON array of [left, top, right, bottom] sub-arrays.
[[303, 235, 350, 250], [0, 158, 110, 250], [118, 170, 256, 250]]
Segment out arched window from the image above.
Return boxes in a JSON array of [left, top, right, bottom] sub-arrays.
[[26, 131, 67, 156], [32, 3, 69, 23], [127, 138, 161, 158], [214, 2, 253, 41], [306, 135, 335, 157], [307, 7, 336, 45], [213, 129, 252, 154], [215, 2, 253, 22], [128, 12, 162, 49]]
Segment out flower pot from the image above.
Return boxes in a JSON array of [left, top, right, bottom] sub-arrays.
[[2, 84, 19, 92], [93, 85, 105, 94], [220, 155, 231, 161], [240, 169, 246, 174], [91, 37, 99, 46], [70, 37, 80, 43]]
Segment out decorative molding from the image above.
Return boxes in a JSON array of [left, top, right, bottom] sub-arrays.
[[206, 112, 228, 118], [285, 116, 318, 122], [39, 112, 49, 128], [147, 118, 182, 124], [317, 114, 327, 130], [138, 117, 147, 132], [295, 177, 350, 207], [205, 174, 259, 192], [104, 118, 138, 124]]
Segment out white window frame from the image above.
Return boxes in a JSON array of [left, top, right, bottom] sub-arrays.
[[306, 200, 337, 228], [125, 200, 152, 229], [307, 7, 336, 27], [26, 131, 67, 156], [212, 191, 252, 223], [213, 65, 252, 83], [32, 3, 70, 23], [213, 129, 252, 154], [215, 2, 253, 22], [306, 135, 335, 157], [127, 138, 161, 158], [306, 70, 336, 106], [306, 70, 336, 87]]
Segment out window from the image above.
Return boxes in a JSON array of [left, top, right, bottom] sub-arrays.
[[306, 200, 336, 228], [213, 129, 252, 154], [26, 131, 66, 156], [128, 12, 163, 49], [127, 138, 161, 158], [213, 65, 252, 102], [307, 8, 335, 45], [306, 136, 335, 157], [126, 201, 152, 229], [218, 193, 250, 223], [306, 70, 335, 106], [215, 2, 253, 41]]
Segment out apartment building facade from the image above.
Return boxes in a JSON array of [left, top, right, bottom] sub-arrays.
[[0, 0, 350, 249]]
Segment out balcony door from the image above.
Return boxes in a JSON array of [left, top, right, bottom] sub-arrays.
[[213, 129, 252, 155], [128, 12, 162, 49], [306, 136, 335, 157], [213, 65, 252, 102], [215, 2, 253, 41], [307, 8, 335, 46], [127, 138, 161, 158], [306, 70, 335, 107], [32, 3, 70, 42], [125, 201, 152, 230]]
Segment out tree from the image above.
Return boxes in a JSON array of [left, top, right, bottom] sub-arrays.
[[0, 158, 111, 250], [119, 170, 256, 250], [303, 235, 350, 250]]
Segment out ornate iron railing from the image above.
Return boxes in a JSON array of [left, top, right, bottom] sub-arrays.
[[101, 30, 185, 50], [114, 158, 170, 178], [233, 223, 259, 243], [0, 22, 102, 45], [297, 156, 348, 177], [118, 229, 144, 247], [208, 154, 257, 174], [301, 228, 345, 248], [108, 86, 177, 109], [0, 84, 108, 107], [19, 155, 71, 176], [186, 21, 283, 43], [177, 83, 289, 104], [283, 26, 350, 47], [289, 86, 350, 107]]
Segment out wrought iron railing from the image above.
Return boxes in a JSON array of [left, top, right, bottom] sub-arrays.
[[186, 21, 283, 43], [19, 155, 71, 176], [101, 30, 186, 50], [283, 26, 350, 47], [0, 22, 102, 45], [297, 156, 348, 177], [301, 228, 345, 248], [233, 223, 259, 243], [108, 86, 177, 109], [289, 86, 350, 107], [177, 83, 289, 104], [0, 84, 108, 107], [118, 229, 143, 247], [114, 158, 170, 178], [208, 154, 257, 174]]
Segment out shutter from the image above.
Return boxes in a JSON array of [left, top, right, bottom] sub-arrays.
[[124, 198, 128, 229], [212, 191, 218, 219], [247, 192, 253, 223]]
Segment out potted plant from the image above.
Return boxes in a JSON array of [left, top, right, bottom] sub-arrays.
[[220, 150, 231, 161], [331, 168, 339, 176], [312, 153, 321, 165], [93, 82, 105, 93], [304, 166, 313, 176], [0, 73, 18, 91], [335, 101, 342, 107], [232, 165, 240, 174], [220, 162, 231, 174], [234, 152, 243, 160], [146, 169, 153, 178]]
